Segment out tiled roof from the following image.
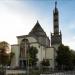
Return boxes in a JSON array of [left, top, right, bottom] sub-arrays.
[[29, 21, 47, 37]]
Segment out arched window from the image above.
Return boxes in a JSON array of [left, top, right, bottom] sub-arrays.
[[19, 39, 30, 68], [20, 39, 30, 58]]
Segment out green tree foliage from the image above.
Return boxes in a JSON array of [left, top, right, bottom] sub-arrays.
[[70, 50, 75, 67], [0, 52, 14, 66], [0, 41, 14, 66], [56, 44, 73, 70], [0, 51, 10, 66], [41, 59, 50, 66], [28, 46, 38, 66]]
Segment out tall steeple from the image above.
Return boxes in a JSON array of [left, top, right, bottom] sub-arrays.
[[55, 1, 57, 8], [53, 1, 59, 34], [51, 1, 62, 50]]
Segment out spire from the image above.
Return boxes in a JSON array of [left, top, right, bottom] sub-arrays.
[[53, 1, 59, 34], [54, 1, 58, 13], [36, 20, 39, 24], [55, 1, 57, 8]]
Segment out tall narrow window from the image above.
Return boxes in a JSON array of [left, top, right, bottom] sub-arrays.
[[19, 39, 30, 68]]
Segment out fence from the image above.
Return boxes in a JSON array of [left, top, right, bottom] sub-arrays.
[[40, 71, 75, 75], [40, 66, 75, 75], [1, 66, 75, 75]]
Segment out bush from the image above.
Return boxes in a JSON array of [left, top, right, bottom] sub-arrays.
[[41, 59, 50, 66]]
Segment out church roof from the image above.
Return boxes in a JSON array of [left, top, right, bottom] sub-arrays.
[[29, 21, 47, 37], [17, 21, 50, 47]]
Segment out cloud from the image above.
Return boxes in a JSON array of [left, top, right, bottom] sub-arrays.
[[0, 0, 37, 44], [63, 36, 75, 50]]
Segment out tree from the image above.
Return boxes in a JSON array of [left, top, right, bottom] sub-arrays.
[[70, 50, 75, 67], [56, 44, 73, 70], [0, 52, 10, 66], [0, 41, 14, 67], [0, 41, 14, 75], [40, 59, 50, 72], [28, 46, 38, 66], [0, 41, 10, 66], [41, 59, 50, 66]]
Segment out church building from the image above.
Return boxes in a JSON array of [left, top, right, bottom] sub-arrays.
[[11, 2, 62, 70]]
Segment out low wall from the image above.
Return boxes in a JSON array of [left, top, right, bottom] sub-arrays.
[[6, 70, 26, 75]]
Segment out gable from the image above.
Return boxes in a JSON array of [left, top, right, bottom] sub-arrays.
[[29, 21, 47, 37]]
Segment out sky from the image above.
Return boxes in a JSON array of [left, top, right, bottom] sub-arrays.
[[0, 0, 75, 50]]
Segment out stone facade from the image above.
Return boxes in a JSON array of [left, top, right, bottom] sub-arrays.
[[11, 22, 55, 69]]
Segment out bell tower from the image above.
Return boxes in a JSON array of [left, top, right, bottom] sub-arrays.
[[51, 1, 62, 50]]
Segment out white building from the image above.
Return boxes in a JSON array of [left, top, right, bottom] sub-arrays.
[[11, 2, 62, 69]]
